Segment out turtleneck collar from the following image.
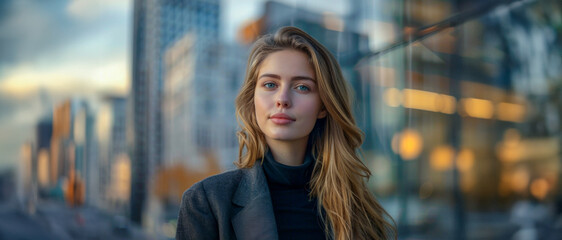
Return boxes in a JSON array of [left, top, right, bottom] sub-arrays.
[[262, 148, 315, 188]]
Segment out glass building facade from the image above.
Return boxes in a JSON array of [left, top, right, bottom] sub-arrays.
[[355, 0, 562, 239]]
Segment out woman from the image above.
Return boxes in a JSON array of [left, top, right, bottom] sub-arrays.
[[176, 26, 396, 240]]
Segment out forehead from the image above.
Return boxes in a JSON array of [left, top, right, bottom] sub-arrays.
[[258, 50, 315, 78]]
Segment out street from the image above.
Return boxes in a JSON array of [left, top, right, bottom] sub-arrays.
[[0, 199, 150, 240]]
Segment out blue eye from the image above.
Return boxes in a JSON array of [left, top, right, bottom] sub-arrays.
[[296, 85, 310, 92], [264, 82, 276, 88]]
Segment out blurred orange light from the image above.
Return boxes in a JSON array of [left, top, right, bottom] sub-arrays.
[[53, 100, 71, 138], [499, 173, 511, 196], [460, 174, 475, 193], [392, 129, 423, 160], [111, 154, 131, 201], [496, 129, 558, 163], [383, 88, 401, 107], [530, 178, 549, 200], [50, 140, 60, 185], [497, 102, 526, 122], [402, 89, 440, 112], [399, 88, 456, 114], [461, 98, 494, 119], [438, 94, 457, 114], [456, 149, 474, 172], [496, 128, 522, 162], [238, 17, 264, 44], [38, 149, 50, 187], [430, 145, 454, 171], [20, 143, 33, 189], [20, 143, 32, 162], [511, 168, 530, 193]]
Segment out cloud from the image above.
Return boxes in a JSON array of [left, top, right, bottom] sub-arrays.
[[0, 0, 131, 71], [66, 0, 130, 21], [0, 0, 64, 68], [0, 0, 131, 97]]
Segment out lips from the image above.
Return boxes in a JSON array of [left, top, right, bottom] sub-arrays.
[[269, 113, 295, 124]]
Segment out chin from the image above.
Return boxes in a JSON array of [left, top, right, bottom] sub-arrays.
[[266, 133, 308, 142]]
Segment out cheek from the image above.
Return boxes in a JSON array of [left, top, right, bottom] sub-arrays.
[[299, 97, 323, 115], [253, 94, 268, 122], [254, 90, 274, 108]]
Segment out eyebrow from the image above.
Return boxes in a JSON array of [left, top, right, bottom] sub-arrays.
[[258, 73, 316, 82]]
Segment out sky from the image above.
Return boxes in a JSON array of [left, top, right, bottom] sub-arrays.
[[0, 0, 134, 170], [0, 0, 349, 171]]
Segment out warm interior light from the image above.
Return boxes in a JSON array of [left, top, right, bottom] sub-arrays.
[[439, 94, 456, 114], [460, 174, 475, 192], [530, 178, 549, 200], [430, 145, 454, 171], [497, 102, 526, 122], [456, 149, 474, 172], [383, 87, 456, 115], [462, 98, 494, 119], [510, 168, 530, 193], [402, 89, 440, 112], [38, 149, 50, 187], [111, 154, 131, 201], [392, 129, 424, 160]]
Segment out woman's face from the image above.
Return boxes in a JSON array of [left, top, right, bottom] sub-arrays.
[[254, 49, 327, 145]]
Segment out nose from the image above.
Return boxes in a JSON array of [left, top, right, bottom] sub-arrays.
[[276, 87, 291, 108]]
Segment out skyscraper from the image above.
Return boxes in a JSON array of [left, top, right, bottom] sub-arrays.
[[97, 95, 129, 212], [131, 0, 220, 225]]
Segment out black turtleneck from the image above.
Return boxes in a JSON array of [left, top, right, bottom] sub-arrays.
[[262, 150, 327, 240]]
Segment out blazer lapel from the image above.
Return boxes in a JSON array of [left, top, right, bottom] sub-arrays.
[[231, 163, 278, 240]]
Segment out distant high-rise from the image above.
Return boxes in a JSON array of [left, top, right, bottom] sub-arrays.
[[46, 99, 96, 206], [97, 95, 128, 212], [131, 0, 220, 224], [35, 116, 52, 189]]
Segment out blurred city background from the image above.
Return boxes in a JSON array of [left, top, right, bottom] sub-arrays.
[[0, 0, 561, 239]]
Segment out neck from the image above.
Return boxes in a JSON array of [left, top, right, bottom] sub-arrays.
[[265, 137, 308, 166]]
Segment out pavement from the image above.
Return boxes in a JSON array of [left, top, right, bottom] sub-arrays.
[[0, 199, 151, 240]]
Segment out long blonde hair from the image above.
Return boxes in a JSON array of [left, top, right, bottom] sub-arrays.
[[235, 26, 397, 240]]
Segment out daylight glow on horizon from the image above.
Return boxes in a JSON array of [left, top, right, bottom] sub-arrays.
[[0, 58, 129, 97]]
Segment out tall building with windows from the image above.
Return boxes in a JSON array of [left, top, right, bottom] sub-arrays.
[[97, 95, 129, 212], [131, 0, 220, 225], [35, 116, 53, 190], [44, 99, 96, 206]]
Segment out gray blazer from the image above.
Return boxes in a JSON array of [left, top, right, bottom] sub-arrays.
[[176, 163, 279, 240]]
